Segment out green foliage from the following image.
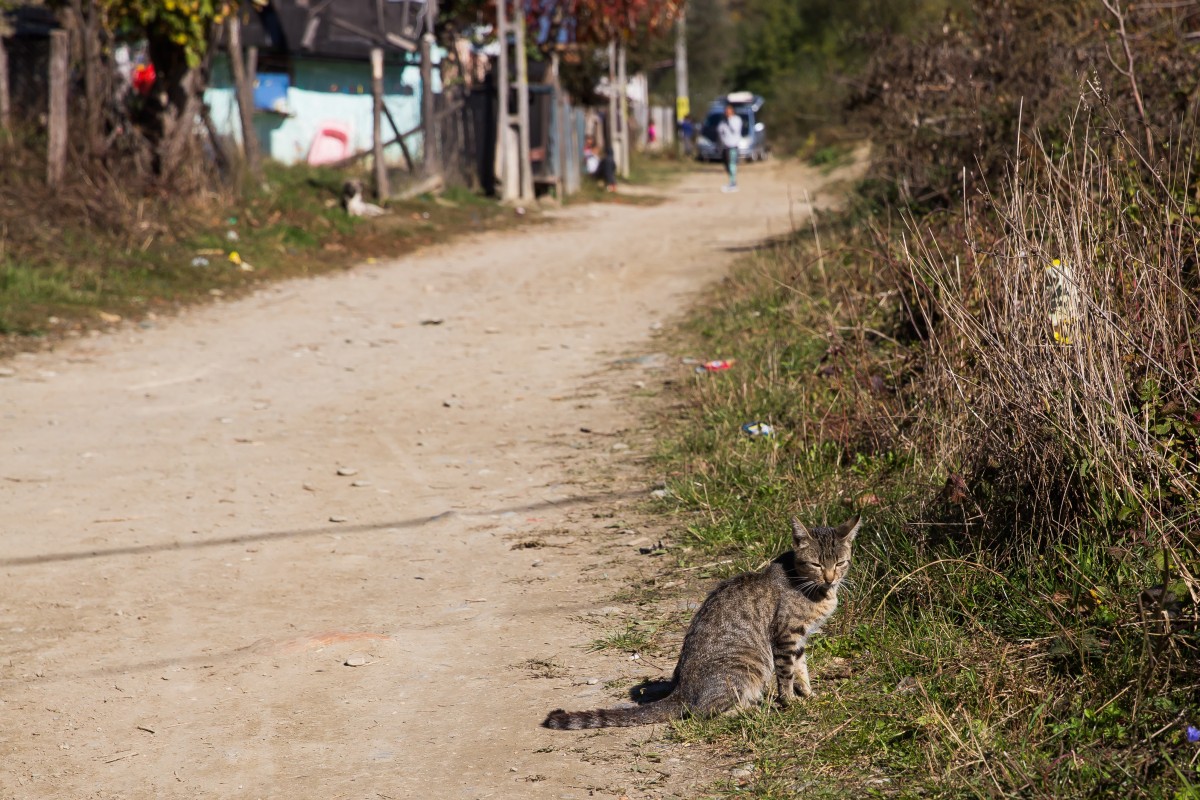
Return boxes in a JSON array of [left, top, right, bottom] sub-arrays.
[[98, 0, 232, 67], [722, 0, 956, 147], [653, 223, 1200, 795]]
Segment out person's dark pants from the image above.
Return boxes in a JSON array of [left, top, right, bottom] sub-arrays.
[[601, 155, 616, 188]]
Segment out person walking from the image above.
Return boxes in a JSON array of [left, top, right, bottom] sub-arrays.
[[679, 115, 695, 158], [716, 103, 743, 192]]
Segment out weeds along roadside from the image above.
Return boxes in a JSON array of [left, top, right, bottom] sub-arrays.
[[0, 134, 684, 355], [0, 148, 514, 349], [649, 128, 1200, 798]]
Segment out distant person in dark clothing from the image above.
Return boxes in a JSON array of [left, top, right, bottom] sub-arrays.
[[679, 115, 695, 157]]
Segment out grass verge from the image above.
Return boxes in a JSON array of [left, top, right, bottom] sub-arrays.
[[0, 148, 682, 356], [641, 138, 1200, 797]]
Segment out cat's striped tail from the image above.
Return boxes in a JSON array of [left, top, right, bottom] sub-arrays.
[[542, 694, 684, 729]]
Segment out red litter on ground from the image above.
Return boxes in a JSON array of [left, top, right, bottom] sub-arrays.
[[700, 359, 736, 372]]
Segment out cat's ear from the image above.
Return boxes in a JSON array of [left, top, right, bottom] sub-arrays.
[[836, 515, 862, 543], [790, 517, 810, 545]]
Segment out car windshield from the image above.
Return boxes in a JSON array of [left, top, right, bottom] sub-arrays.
[[702, 111, 751, 140]]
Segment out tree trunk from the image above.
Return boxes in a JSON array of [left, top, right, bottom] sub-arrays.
[[227, 14, 261, 178], [156, 66, 205, 182], [144, 34, 202, 179], [68, 0, 109, 161]]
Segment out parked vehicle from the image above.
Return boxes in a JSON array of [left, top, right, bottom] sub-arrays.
[[696, 92, 767, 162]]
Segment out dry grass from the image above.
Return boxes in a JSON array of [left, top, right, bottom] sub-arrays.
[[897, 107, 1200, 591]]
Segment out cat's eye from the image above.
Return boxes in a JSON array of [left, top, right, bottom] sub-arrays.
[[805, 561, 821, 568], [837, 560, 848, 566]]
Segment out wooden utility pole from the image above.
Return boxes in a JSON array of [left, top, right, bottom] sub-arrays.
[[371, 47, 389, 200], [551, 51, 565, 202], [227, 14, 261, 177], [514, 2, 533, 201], [617, 41, 629, 178], [606, 40, 617, 170], [0, 36, 10, 135], [420, 33, 438, 177], [47, 30, 68, 187], [496, 0, 516, 200], [674, 9, 689, 133]]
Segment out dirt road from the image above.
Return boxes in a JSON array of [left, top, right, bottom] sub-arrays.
[[1, 160, 846, 799]]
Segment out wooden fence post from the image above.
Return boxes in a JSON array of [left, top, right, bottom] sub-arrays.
[[513, 4, 533, 201], [371, 47, 389, 200], [420, 33, 438, 178], [495, 0, 515, 200], [0, 35, 10, 135], [47, 30, 68, 187], [606, 40, 617, 170], [617, 41, 629, 179], [227, 14, 261, 177], [551, 51, 565, 201]]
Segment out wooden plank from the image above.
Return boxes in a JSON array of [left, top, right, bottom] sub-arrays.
[[381, 102, 415, 172], [47, 30, 68, 187]]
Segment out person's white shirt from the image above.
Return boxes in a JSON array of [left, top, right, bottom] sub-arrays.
[[717, 113, 743, 149]]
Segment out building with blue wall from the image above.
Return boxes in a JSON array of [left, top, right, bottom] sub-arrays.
[[206, 0, 437, 166], [206, 54, 434, 166]]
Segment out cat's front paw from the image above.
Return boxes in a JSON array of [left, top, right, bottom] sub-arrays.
[[796, 685, 815, 699]]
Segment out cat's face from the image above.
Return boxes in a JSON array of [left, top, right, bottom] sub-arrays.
[[791, 515, 860, 590]]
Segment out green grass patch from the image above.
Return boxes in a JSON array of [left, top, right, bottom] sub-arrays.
[[646, 218, 1200, 797], [0, 159, 538, 355]]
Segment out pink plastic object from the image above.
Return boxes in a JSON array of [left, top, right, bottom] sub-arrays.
[[702, 359, 735, 372], [307, 120, 353, 166]]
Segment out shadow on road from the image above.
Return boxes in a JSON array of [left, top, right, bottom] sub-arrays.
[[0, 490, 645, 568]]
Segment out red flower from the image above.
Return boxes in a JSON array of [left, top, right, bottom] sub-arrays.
[[132, 63, 156, 96]]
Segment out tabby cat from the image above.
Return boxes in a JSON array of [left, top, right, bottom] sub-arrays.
[[543, 514, 860, 729]]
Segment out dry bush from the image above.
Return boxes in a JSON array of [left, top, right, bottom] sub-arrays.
[[0, 124, 228, 260], [897, 111, 1200, 579], [854, 0, 1200, 210]]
